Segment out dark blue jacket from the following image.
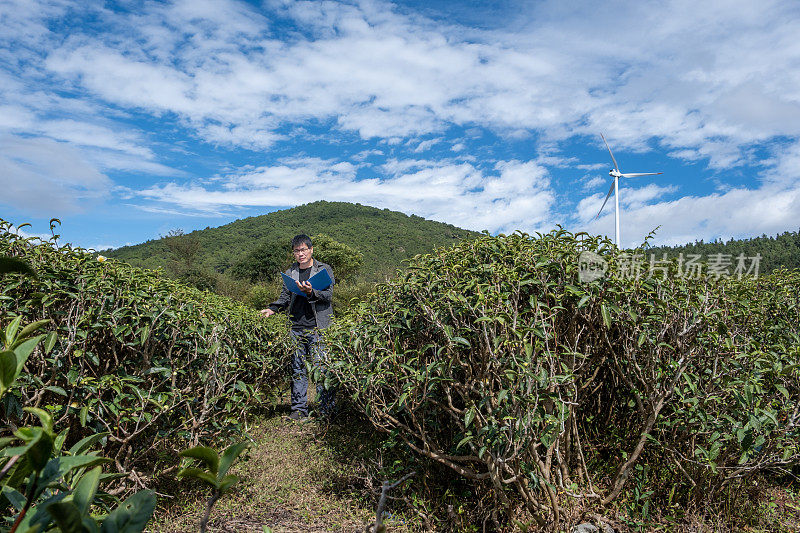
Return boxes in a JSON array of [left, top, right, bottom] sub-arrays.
[[269, 259, 334, 329]]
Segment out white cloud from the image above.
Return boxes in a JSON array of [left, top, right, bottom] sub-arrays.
[[577, 163, 607, 171], [0, 136, 113, 214], [37, 119, 153, 157], [19, 0, 797, 159], [138, 157, 556, 233], [413, 138, 440, 153], [582, 175, 607, 191]]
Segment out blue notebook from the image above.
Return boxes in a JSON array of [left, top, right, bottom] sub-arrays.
[[281, 268, 333, 297]]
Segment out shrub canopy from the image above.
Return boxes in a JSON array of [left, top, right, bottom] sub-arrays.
[[0, 220, 290, 478], [326, 230, 800, 526]]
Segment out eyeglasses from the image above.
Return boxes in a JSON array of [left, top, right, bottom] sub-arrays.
[[292, 247, 310, 255]]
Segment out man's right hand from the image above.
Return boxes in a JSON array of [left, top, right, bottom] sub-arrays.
[[260, 308, 275, 317]]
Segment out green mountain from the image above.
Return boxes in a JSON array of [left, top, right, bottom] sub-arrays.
[[107, 201, 479, 282]]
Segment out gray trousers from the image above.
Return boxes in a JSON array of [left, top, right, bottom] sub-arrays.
[[289, 329, 335, 416]]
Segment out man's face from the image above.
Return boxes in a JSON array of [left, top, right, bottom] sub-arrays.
[[293, 244, 313, 264]]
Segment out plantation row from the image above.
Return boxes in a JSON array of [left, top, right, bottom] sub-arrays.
[[326, 230, 800, 528], [1, 222, 292, 472], [1, 220, 293, 531]]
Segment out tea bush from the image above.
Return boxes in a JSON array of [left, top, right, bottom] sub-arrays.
[[326, 230, 800, 528], [0, 221, 291, 481], [1, 259, 158, 531]]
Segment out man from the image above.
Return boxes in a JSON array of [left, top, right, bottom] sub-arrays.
[[260, 234, 335, 421]]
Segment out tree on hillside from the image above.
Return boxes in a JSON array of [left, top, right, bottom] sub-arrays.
[[311, 233, 363, 284], [162, 229, 200, 271], [162, 229, 216, 291], [230, 233, 363, 285], [645, 228, 800, 273], [230, 238, 292, 283]]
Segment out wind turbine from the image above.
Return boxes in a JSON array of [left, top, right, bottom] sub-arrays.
[[594, 133, 662, 247]]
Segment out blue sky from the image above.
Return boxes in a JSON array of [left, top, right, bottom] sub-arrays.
[[2, 0, 800, 250]]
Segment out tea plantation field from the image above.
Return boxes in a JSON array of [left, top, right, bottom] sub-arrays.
[[2, 221, 799, 532]]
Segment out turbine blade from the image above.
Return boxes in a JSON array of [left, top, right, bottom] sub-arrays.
[[594, 181, 616, 220], [600, 133, 620, 172], [621, 172, 663, 178]]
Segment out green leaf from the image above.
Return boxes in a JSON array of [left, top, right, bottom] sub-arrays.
[[45, 385, 68, 397], [464, 406, 476, 429], [31, 437, 56, 473], [44, 331, 58, 354], [176, 467, 218, 487], [1, 447, 32, 490], [68, 432, 109, 456], [562, 283, 578, 294], [47, 501, 86, 533], [577, 295, 590, 308], [72, 466, 102, 514], [0, 350, 16, 394], [398, 392, 408, 406], [41, 455, 112, 486], [218, 441, 249, 480], [1, 485, 26, 511], [13, 335, 46, 373], [4, 316, 23, 345], [24, 407, 54, 435], [451, 336, 471, 348], [179, 446, 219, 475], [100, 489, 156, 533], [54, 428, 69, 454], [217, 474, 240, 493], [601, 304, 612, 329], [456, 435, 473, 450], [6, 427, 52, 472], [143, 367, 170, 376], [16, 320, 51, 341]]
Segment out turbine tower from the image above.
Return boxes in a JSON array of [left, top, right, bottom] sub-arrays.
[[594, 133, 662, 247]]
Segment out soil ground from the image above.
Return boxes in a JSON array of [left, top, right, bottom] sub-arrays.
[[148, 403, 421, 533]]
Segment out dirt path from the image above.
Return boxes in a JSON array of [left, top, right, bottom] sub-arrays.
[[148, 411, 416, 533]]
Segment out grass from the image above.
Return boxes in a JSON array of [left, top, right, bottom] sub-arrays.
[[147, 402, 423, 533]]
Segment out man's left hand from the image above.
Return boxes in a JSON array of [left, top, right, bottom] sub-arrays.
[[296, 280, 313, 295]]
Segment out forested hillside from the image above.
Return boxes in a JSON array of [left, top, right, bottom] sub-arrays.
[[106, 201, 478, 282], [646, 229, 800, 272]]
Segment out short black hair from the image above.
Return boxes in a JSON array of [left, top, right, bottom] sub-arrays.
[[291, 234, 312, 249]]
